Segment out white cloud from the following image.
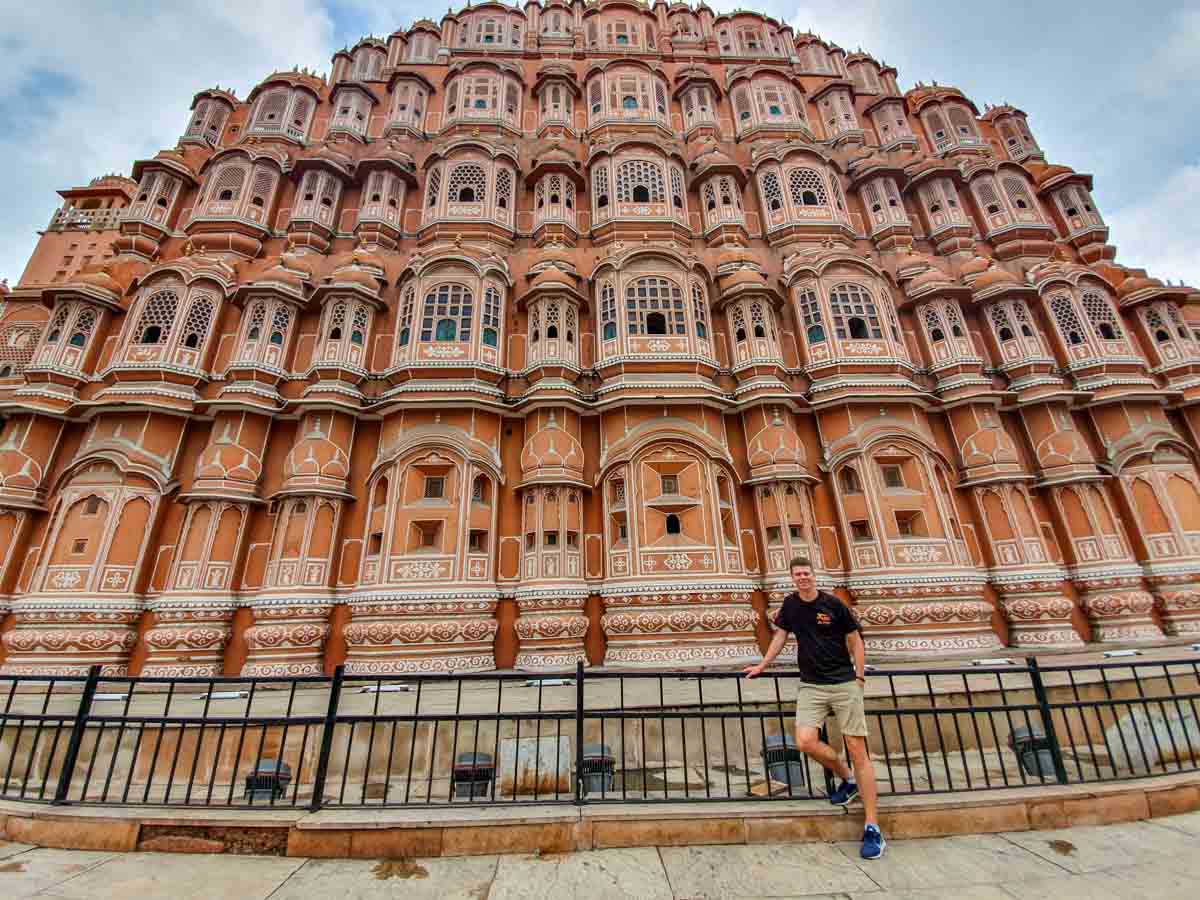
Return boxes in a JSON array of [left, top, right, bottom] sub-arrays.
[[0, 1, 338, 283], [1106, 163, 1200, 286]]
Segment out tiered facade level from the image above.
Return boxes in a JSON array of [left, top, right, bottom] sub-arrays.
[[2, 1, 1199, 677]]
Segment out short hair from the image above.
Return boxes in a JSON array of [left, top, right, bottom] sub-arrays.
[[789, 556, 813, 572]]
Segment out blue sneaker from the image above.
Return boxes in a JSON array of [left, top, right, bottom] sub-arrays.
[[861, 824, 886, 859], [859, 825, 888, 859], [828, 779, 859, 806]]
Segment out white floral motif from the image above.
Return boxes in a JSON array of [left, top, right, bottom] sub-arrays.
[[423, 346, 466, 358], [897, 545, 944, 563], [470, 559, 485, 577], [104, 571, 127, 589], [664, 553, 692, 570], [396, 560, 446, 580], [52, 570, 83, 589]]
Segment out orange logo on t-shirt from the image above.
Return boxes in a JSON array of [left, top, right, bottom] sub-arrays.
[[816, 612, 832, 625]]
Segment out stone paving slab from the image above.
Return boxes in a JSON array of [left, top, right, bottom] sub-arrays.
[[1150, 807, 1200, 834], [0, 839, 35, 860], [267, 856, 501, 900], [0, 848, 115, 899], [489, 848, 673, 900], [831, 834, 1064, 892], [998, 819, 1197, 873], [659, 843, 879, 898], [37, 850, 304, 900]]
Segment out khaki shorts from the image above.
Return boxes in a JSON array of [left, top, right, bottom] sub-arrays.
[[795, 681, 868, 737]]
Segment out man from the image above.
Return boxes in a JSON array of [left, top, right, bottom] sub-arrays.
[[744, 556, 885, 860]]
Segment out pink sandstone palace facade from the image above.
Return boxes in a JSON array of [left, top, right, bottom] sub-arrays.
[[1, 2, 1198, 678]]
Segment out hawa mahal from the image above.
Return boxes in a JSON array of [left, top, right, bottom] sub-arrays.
[[0, 2, 1198, 677]]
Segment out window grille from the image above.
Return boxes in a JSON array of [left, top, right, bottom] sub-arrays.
[[750, 301, 771, 339], [448, 164, 486, 204], [495, 167, 513, 212], [350, 305, 369, 346], [829, 284, 882, 340], [1049, 294, 1086, 345], [798, 289, 826, 343], [594, 165, 610, 213], [248, 168, 277, 215], [269, 304, 290, 347], [625, 278, 685, 336], [208, 165, 246, 210], [973, 177, 1007, 217], [946, 106, 976, 139], [733, 87, 752, 123], [691, 282, 708, 338], [615, 160, 665, 203], [136, 290, 178, 344], [1011, 301, 1037, 339], [253, 89, 288, 131], [703, 182, 717, 213], [421, 284, 474, 342], [925, 109, 951, 149], [924, 305, 945, 342], [239, 302, 267, 359], [45, 304, 71, 344], [327, 302, 347, 343], [181, 293, 215, 350], [760, 171, 783, 211], [426, 167, 441, 208], [388, 288, 412, 351], [69, 307, 96, 349], [482, 286, 502, 347], [670, 167, 685, 210], [1002, 177, 1035, 211], [787, 168, 828, 207], [730, 304, 747, 342], [600, 284, 616, 340], [1145, 306, 1170, 343], [1082, 291, 1123, 340]]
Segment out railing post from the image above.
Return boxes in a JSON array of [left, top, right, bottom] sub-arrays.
[[1026, 657, 1069, 785], [308, 665, 345, 812], [53, 664, 102, 805], [574, 660, 585, 806]]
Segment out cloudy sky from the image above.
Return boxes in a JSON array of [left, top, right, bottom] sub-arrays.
[[0, 1, 1196, 285]]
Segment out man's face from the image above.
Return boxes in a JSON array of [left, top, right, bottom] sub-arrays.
[[790, 565, 815, 592]]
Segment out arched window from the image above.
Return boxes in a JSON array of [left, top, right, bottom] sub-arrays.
[[788, 168, 828, 207], [665, 513, 681, 534], [180, 294, 215, 351], [69, 309, 96, 348], [482, 286, 502, 348], [691, 282, 708, 339], [397, 286, 414, 347], [798, 289, 826, 344], [425, 167, 441, 209], [1049, 294, 1086, 346], [615, 160, 665, 204], [593, 165, 610, 211], [601, 283, 617, 341], [760, 171, 783, 211], [448, 164, 486, 204], [1081, 291, 1123, 342], [626, 278, 685, 336], [135, 290, 178, 344], [421, 284, 474, 343], [829, 284, 881, 340]]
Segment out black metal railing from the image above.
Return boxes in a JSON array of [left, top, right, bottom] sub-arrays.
[[0, 656, 1197, 809]]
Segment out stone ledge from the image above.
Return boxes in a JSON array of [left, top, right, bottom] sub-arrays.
[[0, 773, 1195, 858]]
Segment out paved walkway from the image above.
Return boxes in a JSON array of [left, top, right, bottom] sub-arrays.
[[1, 811, 1197, 899]]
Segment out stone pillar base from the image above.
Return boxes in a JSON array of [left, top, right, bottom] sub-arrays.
[[139, 600, 235, 677], [342, 597, 498, 674], [240, 600, 333, 677], [992, 571, 1083, 648], [600, 587, 760, 667], [850, 577, 1001, 654], [514, 588, 589, 671], [1073, 567, 1162, 642], [1146, 571, 1200, 636], [0, 602, 140, 675]]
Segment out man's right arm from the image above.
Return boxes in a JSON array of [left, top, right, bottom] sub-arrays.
[[743, 626, 789, 678]]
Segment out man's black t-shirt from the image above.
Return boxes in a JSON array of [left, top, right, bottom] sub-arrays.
[[772, 590, 860, 685]]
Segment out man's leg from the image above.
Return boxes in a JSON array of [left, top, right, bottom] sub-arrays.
[[794, 725, 851, 781], [844, 735, 878, 826]]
